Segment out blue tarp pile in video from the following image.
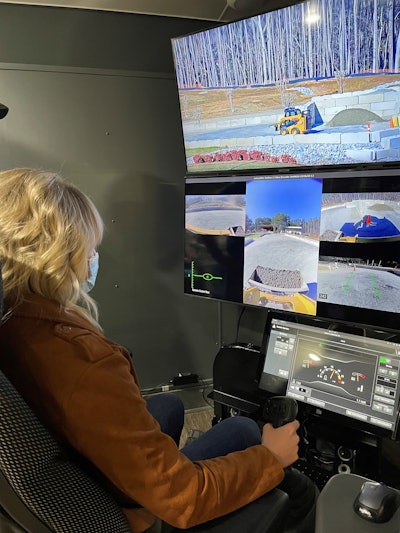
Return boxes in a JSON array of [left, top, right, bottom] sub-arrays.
[[341, 215, 400, 238]]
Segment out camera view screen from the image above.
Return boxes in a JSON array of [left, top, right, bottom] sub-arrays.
[[318, 180, 400, 317], [172, 0, 400, 174], [259, 315, 400, 438], [184, 169, 400, 325]]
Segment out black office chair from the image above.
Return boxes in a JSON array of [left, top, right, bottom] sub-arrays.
[[0, 263, 131, 533], [0, 368, 133, 533], [0, 262, 290, 533]]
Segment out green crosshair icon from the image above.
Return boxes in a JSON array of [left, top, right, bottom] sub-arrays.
[[190, 261, 223, 289]]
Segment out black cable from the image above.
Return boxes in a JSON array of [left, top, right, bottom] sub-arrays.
[[141, 382, 171, 397], [199, 376, 214, 408], [235, 305, 246, 343]]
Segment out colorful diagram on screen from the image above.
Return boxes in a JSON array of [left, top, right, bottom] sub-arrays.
[[292, 340, 375, 403]]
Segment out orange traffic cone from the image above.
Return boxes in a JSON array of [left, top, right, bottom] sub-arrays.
[[390, 117, 394, 128]]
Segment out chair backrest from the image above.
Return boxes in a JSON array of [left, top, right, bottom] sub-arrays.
[[0, 262, 132, 533]]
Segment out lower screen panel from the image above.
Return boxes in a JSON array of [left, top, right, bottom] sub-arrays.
[[184, 169, 400, 328]]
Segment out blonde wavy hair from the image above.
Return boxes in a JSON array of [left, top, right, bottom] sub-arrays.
[[0, 168, 104, 327]]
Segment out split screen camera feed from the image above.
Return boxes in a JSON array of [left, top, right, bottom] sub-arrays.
[[184, 172, 400, 325]]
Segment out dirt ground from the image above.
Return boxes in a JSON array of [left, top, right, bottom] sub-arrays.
[[179, 74, 400, 121]]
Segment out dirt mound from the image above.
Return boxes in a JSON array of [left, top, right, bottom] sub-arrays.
[[326, 108, 384, 127], [369, 203, 394, 211]]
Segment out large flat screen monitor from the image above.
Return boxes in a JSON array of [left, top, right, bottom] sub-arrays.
[[258, 311, 400, 439], [172, 0, 400, 175], [184, 168, 400, 328]]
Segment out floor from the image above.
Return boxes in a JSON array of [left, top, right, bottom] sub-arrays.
[[143, 381, 215, 448], [179, 406, 214, 449], [173, 382, 215, 448]]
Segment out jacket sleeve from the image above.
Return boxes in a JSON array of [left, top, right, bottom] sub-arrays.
[[64, 336, 285, 529]]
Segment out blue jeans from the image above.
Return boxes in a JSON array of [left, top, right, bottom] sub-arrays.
[[145, 393, 284, 533], [145, 392, 261, 459], [146, 393, 316, 533]]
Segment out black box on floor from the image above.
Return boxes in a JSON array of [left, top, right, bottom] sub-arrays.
[[211, 343, 261, 416]]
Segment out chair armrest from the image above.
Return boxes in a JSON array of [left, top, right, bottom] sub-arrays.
[[0, 470, 52, 533]]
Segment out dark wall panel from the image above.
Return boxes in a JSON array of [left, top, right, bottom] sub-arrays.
[[0, 64, 224, 386], [0, 3, 214, 72], [0, 3, 264, 387]]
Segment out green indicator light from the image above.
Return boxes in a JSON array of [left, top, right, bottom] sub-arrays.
[[380, 357, 387, 363]]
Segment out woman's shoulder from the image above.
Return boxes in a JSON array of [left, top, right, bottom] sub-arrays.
[[5, 293, 131, 364], [10, 294, 97, 329]]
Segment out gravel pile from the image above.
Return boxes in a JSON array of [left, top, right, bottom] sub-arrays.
[[320, 229, 342, 241], [253, 266, 303, 289], [326, 108, 383, 127], [254, 141, 381, 165]]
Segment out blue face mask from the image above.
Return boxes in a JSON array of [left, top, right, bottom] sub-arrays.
[[83, 251, 99, 293]]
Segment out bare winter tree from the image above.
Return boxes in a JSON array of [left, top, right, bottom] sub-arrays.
[[226, 89, 235, 112], [335, 70, 346, 93], [172, 0, 400, 87]]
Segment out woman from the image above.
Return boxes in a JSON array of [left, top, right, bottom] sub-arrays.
[[0, 168, 303, 532]]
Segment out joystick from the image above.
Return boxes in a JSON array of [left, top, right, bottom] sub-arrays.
[[262, 396, 298, 427]]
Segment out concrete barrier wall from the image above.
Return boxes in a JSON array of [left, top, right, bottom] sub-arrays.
[[183, 86, 400, 133], [313, 87, 400, 123]]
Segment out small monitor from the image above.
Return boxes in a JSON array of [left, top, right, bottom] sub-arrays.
[[258, 311, 400, 439]]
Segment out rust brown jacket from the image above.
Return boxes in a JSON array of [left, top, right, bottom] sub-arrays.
[[0, 295, 284, 532]]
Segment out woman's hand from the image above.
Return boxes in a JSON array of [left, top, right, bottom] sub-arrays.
[[261, 420, 300, 468]]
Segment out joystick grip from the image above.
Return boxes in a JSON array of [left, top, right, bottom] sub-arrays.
[[262, 396, 298, 427]]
